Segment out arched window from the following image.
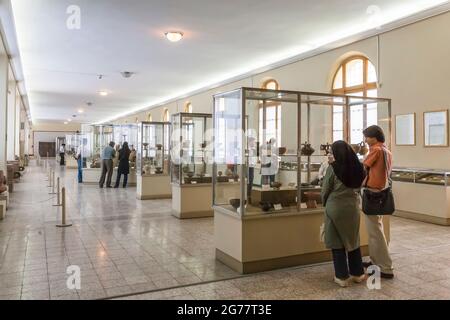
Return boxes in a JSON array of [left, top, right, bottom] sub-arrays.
[[259, 79, 281, 145], [163, 109, 170, 122], [332, 56, 378, 143], [147, 113, 152, 121], [184, 102, 193, 113]]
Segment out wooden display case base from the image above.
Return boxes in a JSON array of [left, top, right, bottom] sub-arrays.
[[214, 207, 389, 274], [216, 246, 370, 274], [137, 174, 171, 200], [395, 210, 450, 226], [83, 168, 137, 186], [172, 183, 213, 219]]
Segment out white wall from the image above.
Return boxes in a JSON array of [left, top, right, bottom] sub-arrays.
[[114, 12, 450, 170]]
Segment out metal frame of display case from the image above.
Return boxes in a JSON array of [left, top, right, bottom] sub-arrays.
[[170, 112, 213, 185], [212, 87, 392, 217], [136, 121, 171, 176]]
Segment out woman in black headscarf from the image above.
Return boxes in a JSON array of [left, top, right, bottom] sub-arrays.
[[321, 140, 367, 287], [114, 142, 131, 188]]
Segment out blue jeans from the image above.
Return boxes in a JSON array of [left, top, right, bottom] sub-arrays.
[[332, 248, 364, 280], [77, 157, 83, 183]]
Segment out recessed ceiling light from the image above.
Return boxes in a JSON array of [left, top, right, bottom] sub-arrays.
[[98, 91, 108, 96], [78, 109, 84, 114], [165, 31, 183, 42]]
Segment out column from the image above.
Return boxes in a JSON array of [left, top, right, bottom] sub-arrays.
[[0, 55, 8, 173], [7, 79, 16, 161], [15, 90, 21, 158]]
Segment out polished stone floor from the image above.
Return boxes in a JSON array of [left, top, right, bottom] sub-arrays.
[[1, 161, 450, 300]]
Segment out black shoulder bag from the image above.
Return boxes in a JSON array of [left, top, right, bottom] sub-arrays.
[[362, 149, 395, 216]]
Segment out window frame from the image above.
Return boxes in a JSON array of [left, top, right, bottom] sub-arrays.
[[332, 56, 378, 143]]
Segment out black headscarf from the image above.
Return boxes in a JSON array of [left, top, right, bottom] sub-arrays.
[[330, 141, 366, 188]]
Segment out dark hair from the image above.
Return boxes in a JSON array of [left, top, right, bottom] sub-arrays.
[[122, 141, 130, 152], [363, 125, 385, 143]]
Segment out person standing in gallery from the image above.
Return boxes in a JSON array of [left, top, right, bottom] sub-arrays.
[[362, 125, 394, 279], [99, 141, 116, 188], [114, 141, 131, 188], [321, 140, 367, 287], [59, 143, 66, 166]]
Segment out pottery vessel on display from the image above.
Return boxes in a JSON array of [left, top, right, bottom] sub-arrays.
[[301, 142, 315, 156]]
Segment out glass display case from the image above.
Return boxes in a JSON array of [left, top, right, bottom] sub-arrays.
[[392, 168, 450, 186], [65, 133, 83, 169], [81, 124, 114, 168], [170, 113, 214, 218], [213, 87, 392, 216], [137, 122, 170, 176], [114, 124, 138, 150], [170, 113, 213, 185]]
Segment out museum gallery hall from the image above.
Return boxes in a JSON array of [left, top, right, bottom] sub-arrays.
[[0, 0, 450, 302]]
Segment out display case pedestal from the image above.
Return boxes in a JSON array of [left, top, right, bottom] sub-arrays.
[[83, 168, 137, 186], [214, 207, 390, 274], [393, 181, 450, 225], [137, 174, 171, 200], [172, 184, 213, 219]]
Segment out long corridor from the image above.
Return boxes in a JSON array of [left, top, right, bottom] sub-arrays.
[[1, 162, 450, 300]]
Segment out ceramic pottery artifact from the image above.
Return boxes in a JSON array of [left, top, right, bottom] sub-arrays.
[[301, 142, 315, 156]]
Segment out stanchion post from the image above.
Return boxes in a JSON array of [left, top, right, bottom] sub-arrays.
[[49, 171, 56, 195], [56, 187, 72, 228], [53, 177, 62, 207], [48, 169, 53, 187]]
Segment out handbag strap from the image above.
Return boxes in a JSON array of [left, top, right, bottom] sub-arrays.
[[382, 148, 392, 188]]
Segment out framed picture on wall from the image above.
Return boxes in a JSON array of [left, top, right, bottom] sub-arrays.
[[424, 110, 449, 147], [395, 113, 416, 146]]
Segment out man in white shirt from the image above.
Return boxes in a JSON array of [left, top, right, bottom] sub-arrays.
[[59, 144, 66, 166]]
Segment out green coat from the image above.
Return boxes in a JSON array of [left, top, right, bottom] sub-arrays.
[[321, 166, 361, 251]]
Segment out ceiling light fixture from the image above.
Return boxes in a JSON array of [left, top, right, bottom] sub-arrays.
[[121, 71, 134, 78], [164, 31, 183, 42], [98, 91, 108, 96], [78, 109, 84, 114], [64, 121, 68, 125], [67, 119, 72, 122]]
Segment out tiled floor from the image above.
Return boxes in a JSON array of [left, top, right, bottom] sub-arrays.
[[2, 161, 450, 300], [0, 161, 238, 300]]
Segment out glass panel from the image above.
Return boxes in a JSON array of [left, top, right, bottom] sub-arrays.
[[332, 105, 343, 142], [392, 169, 415, 183], [333, 67, 343, 89], [171, 113, 213, 185], [213, 91, 243, 214], [345, 59, 364, 87], [138, 123, 170, 176], [424, 111, 448, 146], [415, 171, 446, 186], [367, 61, 377, 83], [349, 92, 364, 144]]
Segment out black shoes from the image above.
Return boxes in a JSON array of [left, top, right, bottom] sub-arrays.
[[363, 261, 394, 279]]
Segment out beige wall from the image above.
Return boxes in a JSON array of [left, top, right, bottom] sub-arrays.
[[32, 122, 82, 132], [113, 12, 450, 170]]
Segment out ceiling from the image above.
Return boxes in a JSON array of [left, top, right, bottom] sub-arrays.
[[7, 0, 450, 123]]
